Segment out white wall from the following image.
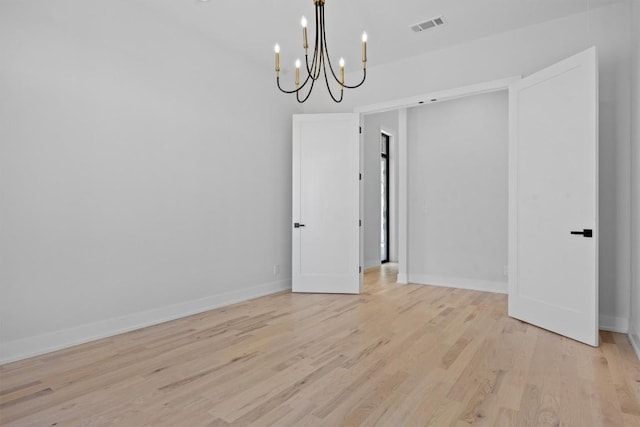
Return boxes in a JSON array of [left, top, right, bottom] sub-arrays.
[[407, 91, 508, 293], [0, 0, 301, 363], [629, 0, 640, 356], [362, 111, 399, 268], [306, 3, 633, 332]]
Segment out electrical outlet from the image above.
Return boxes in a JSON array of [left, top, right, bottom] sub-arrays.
[[273, 265, 280, 276]]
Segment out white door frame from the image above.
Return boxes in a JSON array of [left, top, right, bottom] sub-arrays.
[[354, 76, 521, 283]]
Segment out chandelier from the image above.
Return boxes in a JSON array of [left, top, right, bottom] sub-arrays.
[[273, 0, 367, 103]]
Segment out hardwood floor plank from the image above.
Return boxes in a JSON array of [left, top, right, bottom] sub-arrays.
[[1, 264, 638, 426]]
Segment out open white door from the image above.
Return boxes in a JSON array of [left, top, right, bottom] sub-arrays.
[[508, 47, 599, 346], [292, 114, 361, 294]]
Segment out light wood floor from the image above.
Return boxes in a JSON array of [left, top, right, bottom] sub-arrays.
[[1, 265, 639, 426]]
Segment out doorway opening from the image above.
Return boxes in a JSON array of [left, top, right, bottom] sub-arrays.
[[380, 132, 390, 264], [356, 77, 519, 282]]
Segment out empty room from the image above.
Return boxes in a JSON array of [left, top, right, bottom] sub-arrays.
[[1, 0, 639, 426]]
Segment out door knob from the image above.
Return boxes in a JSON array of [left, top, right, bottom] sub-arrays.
[[294, 222, 306, 228], [570, 229, 592, 238]]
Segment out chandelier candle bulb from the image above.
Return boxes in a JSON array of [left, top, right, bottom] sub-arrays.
[[362, 32, 367, 63], [274, 43, 280, 72], [295, 59, 301, 86], [301, 16, 309, 50], [340, 58, 345, 85]]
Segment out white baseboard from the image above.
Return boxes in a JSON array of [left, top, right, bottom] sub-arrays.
[[599, 315, 629, 333], [364, 259, 381, 270], [397, 273, 408, 284], [0, 279, 292, 365], [629, 333, 640, 360], [408, 274, 508, 294], [406, 277, 627, 333]]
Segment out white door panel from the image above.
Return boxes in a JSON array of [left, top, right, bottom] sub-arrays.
[[292, 114, 360, 294], [508, 47, 598, 346]]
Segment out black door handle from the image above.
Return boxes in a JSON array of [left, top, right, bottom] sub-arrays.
[[570, 229, 593, 238], [294, 222, 306, 228]]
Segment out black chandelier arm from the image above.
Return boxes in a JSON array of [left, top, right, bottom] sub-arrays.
[[341, 68, 367, 89], [299, 60, 319, 89], [304, 54, 320, 82], [309, 42, 323, 82], [296, 73, 318, 103], [276, 76, 314, 95], [323, 75, 345, 103], [318, 6, 340, 84], [276, 57, 320, 96], [276, 53, 320, 94], [276, 77, 303, 94], [304, 3, 322, 79], [301, 5, 323, 88], [318, 6, 366, 90], [321, 49, 345, 103], [302, 51, 323, 88]]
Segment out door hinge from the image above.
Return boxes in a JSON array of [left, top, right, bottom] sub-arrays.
[[359, 126, 362, 134], [359, 266, 362, 273], [359, 173, 362, 181], [359, 219, 362, 227]]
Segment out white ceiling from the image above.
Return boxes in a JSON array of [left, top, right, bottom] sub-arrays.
[[140, 0, 621, 74]]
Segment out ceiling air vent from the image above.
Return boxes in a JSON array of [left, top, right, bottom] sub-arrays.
[[411, 16, 445, 33]]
